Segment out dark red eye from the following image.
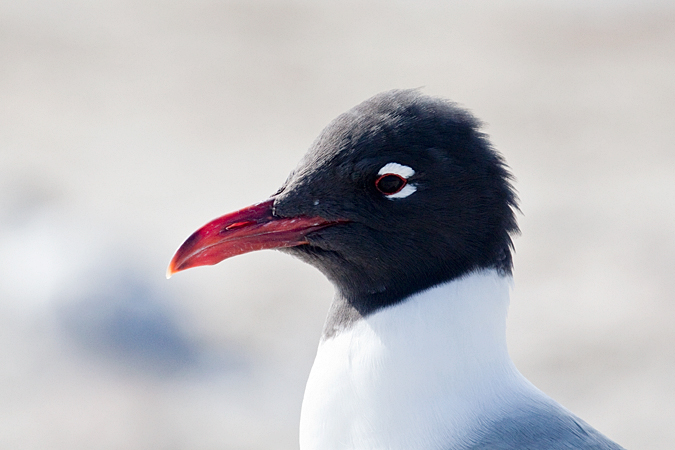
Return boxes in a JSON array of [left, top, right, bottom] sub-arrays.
[[375, 174, 407, 195]]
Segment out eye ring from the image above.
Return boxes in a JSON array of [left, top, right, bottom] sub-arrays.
[[375, 173, 407, 195]]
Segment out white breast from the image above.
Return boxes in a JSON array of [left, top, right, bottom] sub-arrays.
[[299, 270, 547, 450]]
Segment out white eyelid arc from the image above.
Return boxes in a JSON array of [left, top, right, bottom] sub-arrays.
[[386, 184, 417, 199], [378, 163, 415, 178]]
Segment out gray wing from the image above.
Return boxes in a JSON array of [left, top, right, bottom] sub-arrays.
[[463, 399, 626, 450]]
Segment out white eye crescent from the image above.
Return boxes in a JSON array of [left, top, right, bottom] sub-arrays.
[[378, 163, 415, 178], [376, 163, 417, 199]]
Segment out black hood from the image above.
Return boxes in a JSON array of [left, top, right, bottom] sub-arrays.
[[271, 90, 519, 331]]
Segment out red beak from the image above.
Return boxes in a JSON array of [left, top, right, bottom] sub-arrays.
[[167, 198, 342, 278]]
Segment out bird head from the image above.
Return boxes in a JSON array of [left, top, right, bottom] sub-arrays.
[[168, 90, 518, 311]]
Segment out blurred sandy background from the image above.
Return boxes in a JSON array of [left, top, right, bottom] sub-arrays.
[[1, 0, 674, 448]]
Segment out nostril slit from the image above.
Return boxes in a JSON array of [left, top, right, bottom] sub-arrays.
[[223, 220, 255, 232]]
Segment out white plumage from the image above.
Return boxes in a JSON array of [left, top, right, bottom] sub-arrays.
[[300, 270, 551, 450]]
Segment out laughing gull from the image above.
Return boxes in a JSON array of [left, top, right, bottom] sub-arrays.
[[168, 90, 626, 449]]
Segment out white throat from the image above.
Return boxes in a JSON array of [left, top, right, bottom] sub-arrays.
[[299, 269, 542, 450]]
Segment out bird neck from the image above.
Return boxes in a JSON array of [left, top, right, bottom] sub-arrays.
[[299, 269, 536, 450]]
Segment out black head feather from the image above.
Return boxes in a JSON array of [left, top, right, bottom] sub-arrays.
[[272, 90, 519, 334]]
